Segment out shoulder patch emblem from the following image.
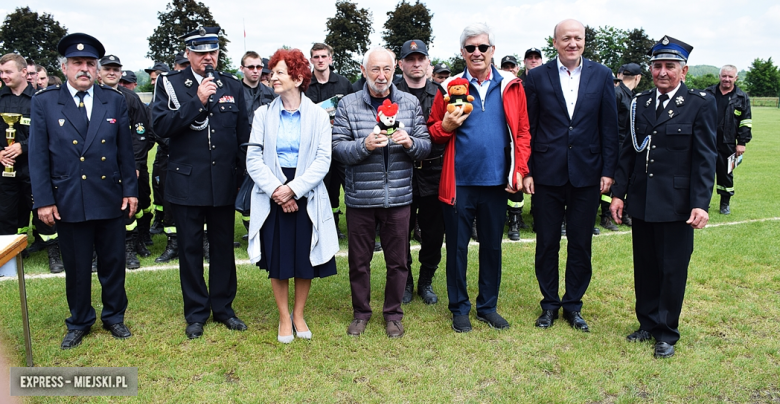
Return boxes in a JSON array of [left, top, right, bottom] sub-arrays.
[[135, 123, 145, 134]]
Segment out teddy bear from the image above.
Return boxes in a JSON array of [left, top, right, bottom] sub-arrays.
[[443, 77, 474, 114], [373, 99, 405, 137]]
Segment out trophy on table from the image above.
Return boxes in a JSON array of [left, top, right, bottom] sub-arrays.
[[1, 113, 22, 178]]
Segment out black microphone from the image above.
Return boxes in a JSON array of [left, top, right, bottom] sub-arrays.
[[204, 64, 214, 104]]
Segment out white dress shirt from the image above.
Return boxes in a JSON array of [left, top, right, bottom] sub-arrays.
[[66, 82, 94, 120], [655, 83, 682, 110], [557, 56, 583, 119]]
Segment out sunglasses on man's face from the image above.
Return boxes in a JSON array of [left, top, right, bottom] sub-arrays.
[[464, 44, 491, 53], [242, 65, 263, 71]]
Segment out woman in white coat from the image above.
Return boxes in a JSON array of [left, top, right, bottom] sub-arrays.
[[246, 49, 339, 343]]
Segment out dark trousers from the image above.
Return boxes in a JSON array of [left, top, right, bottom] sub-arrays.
[[0, 169, 55, 237], [532, 182, 600, 312], [631, 218, 693, 345], [172, 204, 237, 324], [441, 185, 506, 316], [153, 150, 176, 230], [716, 142, 736, 199], [406, 193, 445, 284], [346, 205, 410, 322], [324, 160, 346, 210], [57, 216, 127, 330]]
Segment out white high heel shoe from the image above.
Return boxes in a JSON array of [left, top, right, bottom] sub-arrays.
[[291, 314, 312, 340], [278, 322, 294, 344]]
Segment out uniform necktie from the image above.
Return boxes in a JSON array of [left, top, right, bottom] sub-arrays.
[[76, 91, 89, 121], [74, 91, 89, 138], [656, 94, 669, 119]]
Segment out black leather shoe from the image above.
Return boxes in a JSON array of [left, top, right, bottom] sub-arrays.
[[185, 322, 204, 339], [476, 312, 510, 330], [221, 317, 247, 331], [103, 322, 131, 339], [720, 203, 731, 215], [61, 329, 89, 349], [402, 283, 413, 304], [626, 329, 652, 342], [417, 284, 438, 305], [452, 315, 472, 333], [563, 311, 590, 332], [654, 341, 675, 358], [535, 309, 558, 328]]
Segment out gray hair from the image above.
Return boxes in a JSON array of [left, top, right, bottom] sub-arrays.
[[720, 64, 737, 75], [459, 23, 495, 48], [58, 56, 67, 66], [362, 47, 395, 69]]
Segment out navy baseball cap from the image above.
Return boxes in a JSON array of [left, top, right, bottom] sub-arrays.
[[621, 63, 642, 76], [57, 33, 105, 59], [501, 55, 518, 67], [99, 54, 122, 67], [174, 51, 189, 66], [145, 62, 170, 74], [400, 40, 428, 59], [433, 63, 450, 74], [120, 70, 137, 84]]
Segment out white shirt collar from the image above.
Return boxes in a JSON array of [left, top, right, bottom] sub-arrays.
[[192, 69, 204, 84], [66, 81, 93, 98], [656, 82, 682, 101], [556, 56, 583, 74]]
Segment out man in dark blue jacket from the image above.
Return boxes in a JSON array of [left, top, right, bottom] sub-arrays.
[[29, 33, 138, 349], [523, 19, 619, 333], [151, 26, 250, 340]]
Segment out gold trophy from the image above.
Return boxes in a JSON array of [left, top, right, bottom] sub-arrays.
[[2, 113, 22, 178]]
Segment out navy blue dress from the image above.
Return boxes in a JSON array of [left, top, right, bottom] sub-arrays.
[[258, 167, 337, 280]]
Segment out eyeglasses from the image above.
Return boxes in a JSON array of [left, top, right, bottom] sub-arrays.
[[463, 44, 492, 53], [242, 65, 263, 71]]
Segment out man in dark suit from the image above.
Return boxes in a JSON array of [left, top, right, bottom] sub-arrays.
[[28, 33, 138, 349], [151, 26, 250, 339], [523, 19, 619, 332], [610, 36, 716, 358]]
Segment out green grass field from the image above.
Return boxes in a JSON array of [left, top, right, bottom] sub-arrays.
[[1, 108, 778, 403]]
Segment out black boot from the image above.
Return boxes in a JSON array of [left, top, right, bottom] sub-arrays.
[[374, 225, 382, 252], [417, 267, 438, 305], [92, 250, 98, 273], [403, 272, 414, 304], [137, 211, 154, 246], [334, 211, 346, 240], [155, 235, 178, 263], [149, 212, 164, 235], [203, 232, 210, 263], [125, 235, 140, 270], [507, 208, 521, 241], [135, 230, 152, 257], [471, 218, 479, 242], [47, 243, 64, 274], [600, 216, 619, 231]]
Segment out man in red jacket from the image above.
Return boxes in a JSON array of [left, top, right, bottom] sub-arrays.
[[427, 23, 531, 333]]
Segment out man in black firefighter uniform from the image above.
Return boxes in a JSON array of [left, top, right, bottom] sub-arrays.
[[602, 62, 643, 229], [392, 39, 445, 305], [610, 36, 717, 359], [151, 26, 250, 339], [0, 53, 63, 273], [705, 65, 752, 215], [304, 42, 355, 240], [97, 54, 156, 269]]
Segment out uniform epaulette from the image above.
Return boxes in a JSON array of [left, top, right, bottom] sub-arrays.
[[637, 89, 654, 97], [689, 89, 707, 98], [34, 85, 61, 96], [99, 84, 123, 94], [219, 71, 240, 81]]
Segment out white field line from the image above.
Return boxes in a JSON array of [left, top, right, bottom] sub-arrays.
[[3, 217, 778, 282]]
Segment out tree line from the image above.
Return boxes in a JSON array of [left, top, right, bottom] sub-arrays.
[[2, 2, 779, 97]]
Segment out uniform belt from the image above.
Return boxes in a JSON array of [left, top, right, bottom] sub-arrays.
[[414, 156, 443, 170]]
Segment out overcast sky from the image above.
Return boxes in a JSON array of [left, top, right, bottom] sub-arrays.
[[4, 0, 779, 73]]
